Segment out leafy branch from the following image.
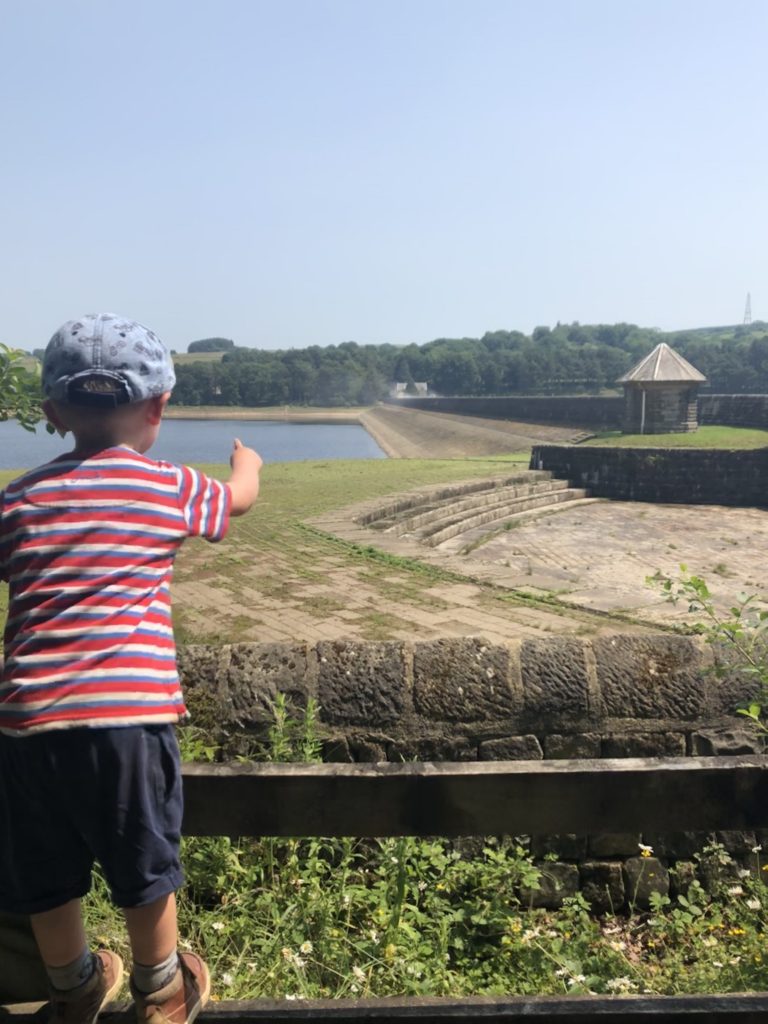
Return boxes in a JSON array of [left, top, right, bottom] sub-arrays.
[[648, 566, 768, 735], [0, 344, 43, 431]]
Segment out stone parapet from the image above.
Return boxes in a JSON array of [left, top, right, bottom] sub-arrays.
[[178, 634, 759, 755], [530, 444, 768, 508]]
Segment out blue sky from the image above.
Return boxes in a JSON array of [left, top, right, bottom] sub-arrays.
[[2, 0, 766, 352]]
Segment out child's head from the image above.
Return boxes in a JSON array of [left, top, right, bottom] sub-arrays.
[[42, 313, 176, 453]]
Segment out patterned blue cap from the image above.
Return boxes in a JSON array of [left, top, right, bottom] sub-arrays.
[[42, 313, 176, 408]]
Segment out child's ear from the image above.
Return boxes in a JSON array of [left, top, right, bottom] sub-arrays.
[[42, 399, 68, 438], [146, 392, 171, 426]]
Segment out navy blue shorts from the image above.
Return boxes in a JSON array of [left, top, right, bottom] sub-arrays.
[[0, 725, 184, 914]]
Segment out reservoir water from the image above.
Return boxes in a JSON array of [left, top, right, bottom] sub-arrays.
[[0, 418, 385, 471]]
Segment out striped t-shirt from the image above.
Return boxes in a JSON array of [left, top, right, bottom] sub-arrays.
[[0, 445, 231, 734]]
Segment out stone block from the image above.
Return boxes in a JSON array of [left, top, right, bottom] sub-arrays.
[[349, 738, 388, 762], [479, 735, 543, 760], [322, 737, 352, 763], [579, 861, 625, 914], [544, 733, 601, 759], [709, 644, 764, 714], [223, 642, 314, 726], [317, 641, 406, 725], [520, 863, 579, 908], [623, 856, 670, 909], [602, 732, 686, 757], [697, 854, 742, 892], [593, 635, 703, 719], [520, 638, 589, 722], [177, 644, 230, 733], [715, 830, 758, 855], [451, 837, 487, 860], [387, 737, 477, 762], [589, 833, 641, 857], [177, 644, 228, 698], [669, 861, 697, 898], [691, 727, 763, 756], [413, 639, 514, 721], [530, 834, 588, 861], [641, 831, 707, 860]]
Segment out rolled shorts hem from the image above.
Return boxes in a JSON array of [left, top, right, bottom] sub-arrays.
[[113, 867, 185, 910], [0, 882, 91, 917]]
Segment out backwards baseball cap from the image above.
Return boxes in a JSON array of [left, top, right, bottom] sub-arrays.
[[42, 313, 176, 408]]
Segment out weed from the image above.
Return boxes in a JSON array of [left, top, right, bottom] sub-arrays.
[[648, 566, 768, 738]]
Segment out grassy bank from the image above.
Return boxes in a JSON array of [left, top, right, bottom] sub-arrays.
[[584, 426, 768, 448], [165, 405, 367, 421]]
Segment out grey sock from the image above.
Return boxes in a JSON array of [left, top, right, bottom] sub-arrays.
[[46, 948, 95, 992], [132, 950, 179, 995]]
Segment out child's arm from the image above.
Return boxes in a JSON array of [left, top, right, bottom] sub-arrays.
[[228, 438, 263, 516]]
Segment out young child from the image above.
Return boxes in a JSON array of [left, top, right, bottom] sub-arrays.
[[0, 313, 262, 1024]]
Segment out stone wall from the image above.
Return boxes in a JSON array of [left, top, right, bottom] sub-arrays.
[[178, 635, 764, 908], [178, 635, 757, 763], [699, 393, 768, 428], [390, 396, 624, 428], [394, 393, 768, 430], [530, 444, 768, 507]]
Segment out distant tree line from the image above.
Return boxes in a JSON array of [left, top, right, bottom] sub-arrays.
[[169, 321, 768, 407], [187, 338, 235, 353]]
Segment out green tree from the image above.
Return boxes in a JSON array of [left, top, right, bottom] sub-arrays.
[[0, 345, 43, 430], [187, 337, 235, 353]]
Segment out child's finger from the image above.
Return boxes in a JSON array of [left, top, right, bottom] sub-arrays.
[[233, 437, 242, 450]]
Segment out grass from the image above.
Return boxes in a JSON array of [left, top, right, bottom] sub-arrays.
[[165, 404, 367, 420], [583, 426, 768, 448]]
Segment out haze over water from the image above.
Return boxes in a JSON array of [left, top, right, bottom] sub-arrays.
[[0, 419, 385, 472]]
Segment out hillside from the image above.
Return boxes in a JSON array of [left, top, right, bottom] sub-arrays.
[[170, 320, 768, 408]]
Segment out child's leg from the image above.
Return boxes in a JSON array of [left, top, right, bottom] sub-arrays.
[[124, 892, 177, 972], [126, 892, 210, 1024], [30, 897, 124, 1024], [30, 898, 87, 967]]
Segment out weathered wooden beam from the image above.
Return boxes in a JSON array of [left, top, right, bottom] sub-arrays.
[[5, 992, 768, 1023], [181, 756, 768, 838]]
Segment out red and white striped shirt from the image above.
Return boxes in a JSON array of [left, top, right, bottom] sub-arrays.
[[0, 446, 231, 734]]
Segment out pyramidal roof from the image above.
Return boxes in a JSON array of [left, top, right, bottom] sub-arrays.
[[617, 342, 707, 384]]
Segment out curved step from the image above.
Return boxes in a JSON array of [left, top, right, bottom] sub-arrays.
[[420, 488, 590, 546], [437, 497, 603, 554], [387, 480, 560, 535], [358, 471, 551, 529], [390, 479, 574, 536]]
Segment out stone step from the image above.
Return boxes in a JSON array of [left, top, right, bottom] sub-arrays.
[[418, 487, 591, 547], [359, 471, 552, 529], [436, 496, 603, 554], [388, 478, 573, 536]]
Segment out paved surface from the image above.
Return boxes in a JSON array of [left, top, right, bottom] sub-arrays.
[[173, 527, 630, 646], [311, 493, 768, 632], [453, 500, 768, 626]]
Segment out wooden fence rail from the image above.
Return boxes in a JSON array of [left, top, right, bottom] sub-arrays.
[[5, 755, 768, 1023], [180, 755, 768, 837]]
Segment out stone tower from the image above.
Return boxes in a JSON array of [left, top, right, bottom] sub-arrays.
[[617, 343, 706, 434]]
